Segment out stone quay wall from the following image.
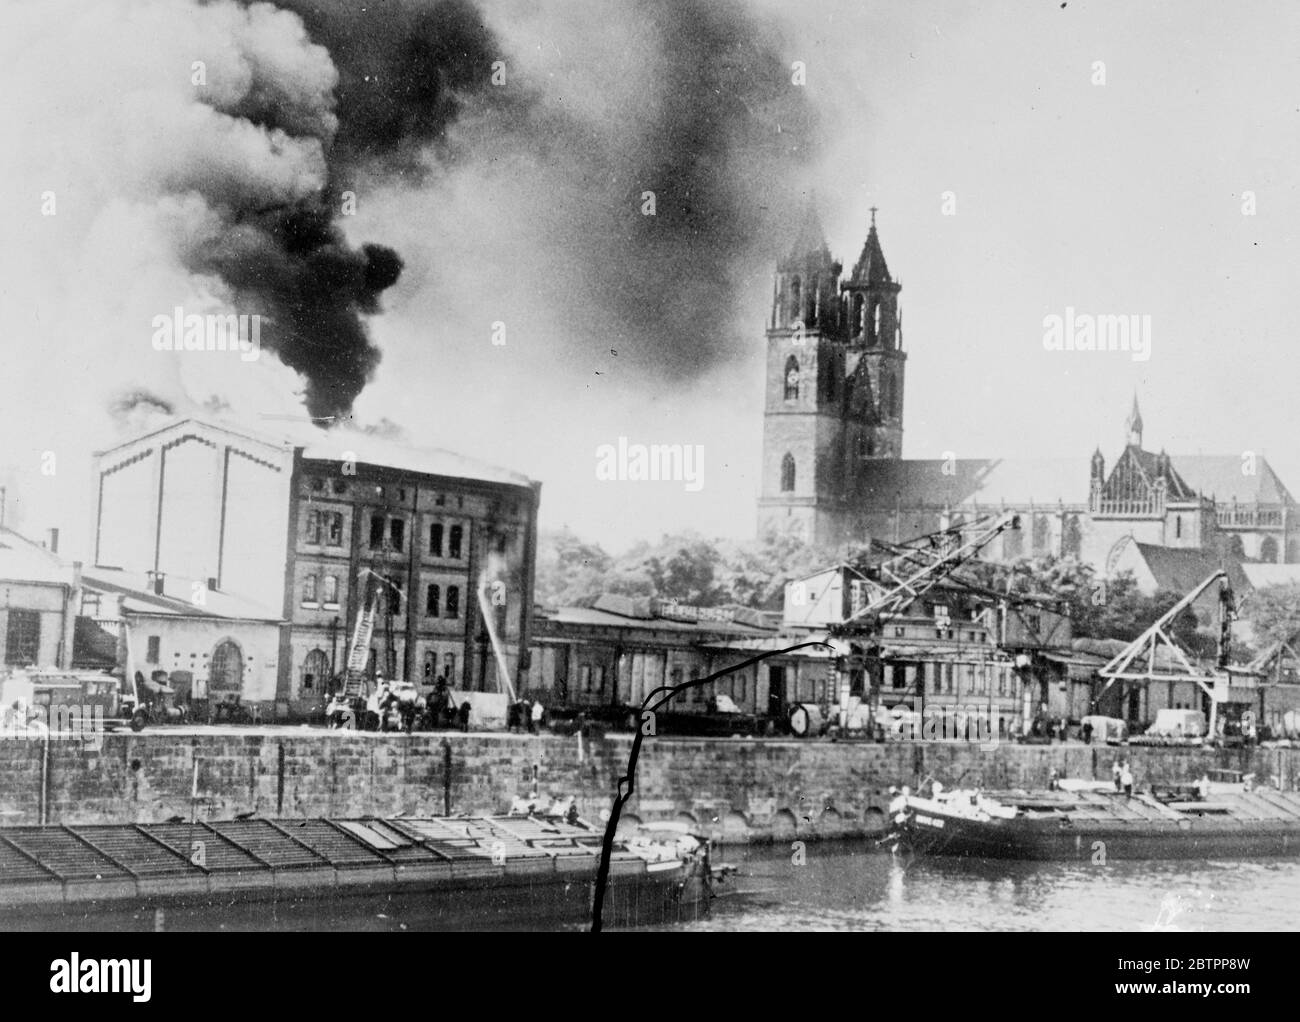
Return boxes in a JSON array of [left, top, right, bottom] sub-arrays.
[[1, 730, 1295, 844]]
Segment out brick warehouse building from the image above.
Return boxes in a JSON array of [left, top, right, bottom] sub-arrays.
[[90, 418, 540, 720], [758, 210, 1298, 569]]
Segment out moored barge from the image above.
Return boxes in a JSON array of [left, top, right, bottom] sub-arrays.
[[885, 784, 1300, 861], [0, 814, 716, 930]]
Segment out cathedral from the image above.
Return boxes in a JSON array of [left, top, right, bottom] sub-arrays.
[[757, 212, 1299, 574]]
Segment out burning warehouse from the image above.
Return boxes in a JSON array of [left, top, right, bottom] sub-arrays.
[[90, 417, 539, 722]]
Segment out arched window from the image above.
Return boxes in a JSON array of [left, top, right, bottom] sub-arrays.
[[780, 453, 796, 493], [210, 639, 244, 694], [783, 356, 800, 401], [873, 303, 881, 341], [426, 583, 440, 617], [808, 276, 819, 326], [789, 276, 802, 323], [301, 648, 328, 693], [852, 294, 864, 336]]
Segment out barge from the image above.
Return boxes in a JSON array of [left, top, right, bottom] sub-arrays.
[[884, 782, 1300, 861], [0, 813, 716, 930]]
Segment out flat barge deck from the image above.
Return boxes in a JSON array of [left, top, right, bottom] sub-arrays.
[[888, 788, 1300, 861], [0, 815, 711, 930]]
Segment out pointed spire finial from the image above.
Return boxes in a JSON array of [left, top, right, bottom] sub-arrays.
[[1125, 393, 1144, 447], [869, 206, 878, 227]]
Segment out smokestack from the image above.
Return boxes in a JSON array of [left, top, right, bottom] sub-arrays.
[[146, 570, 165, 596], [47, 528, 59, 554]]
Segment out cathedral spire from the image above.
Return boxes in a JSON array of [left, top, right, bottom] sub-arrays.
[[1125, 394, 1144, 447], [848, 211, 892, 285], [779, 198, 832, 270]]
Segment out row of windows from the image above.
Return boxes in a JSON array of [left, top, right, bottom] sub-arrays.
[[368, 515, 468, 559], [301, 574, 466, 620], [888, 662, 1018, 697], [298, 648, 460, 691]]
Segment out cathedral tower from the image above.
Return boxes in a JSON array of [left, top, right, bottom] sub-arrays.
[[758, 208, 906, 547]]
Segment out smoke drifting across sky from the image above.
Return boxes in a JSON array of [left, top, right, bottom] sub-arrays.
[[0, 0, 835, 547]]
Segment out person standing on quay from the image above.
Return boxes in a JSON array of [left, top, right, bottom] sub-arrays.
[[1120, 761, 1134, 799], [1113, 760, 1122, 791]]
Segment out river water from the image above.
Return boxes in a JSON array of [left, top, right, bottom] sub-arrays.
[[655, 844, 1300, 932]]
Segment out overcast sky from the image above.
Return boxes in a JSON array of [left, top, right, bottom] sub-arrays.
[[4, 1, 1298, 557]]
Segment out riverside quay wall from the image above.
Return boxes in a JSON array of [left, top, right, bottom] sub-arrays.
[[2, 731, 1297, 843]]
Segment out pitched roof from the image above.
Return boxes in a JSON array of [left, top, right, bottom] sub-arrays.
[[82, 568, 283, 622], [0, 527, 72, 585], [1240, 563, 1300, 590], [1172, 455, 1293, 504], [1108, 446, 1198, 501], [857, 458, 1092, 508], [848, 223, 891, 285], [1130, 543, 1251, 596]]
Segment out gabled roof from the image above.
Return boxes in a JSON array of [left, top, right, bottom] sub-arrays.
[[1130, 543, 1251, 596], [96, 415, 534, 490], [0, 526, 72, 586], [82, 568, 282, 622], [1172, 455, 1294, 504], [1104, 446, 1198, 502]]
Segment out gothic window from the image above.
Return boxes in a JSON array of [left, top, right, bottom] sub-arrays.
[[301, 648, 328, 693], [210, 639, 244, 693], [784, 356, 800, 401], [873, 303, 882, 341], [1032, 514, 1050, 554], [1062, 515, 1083, 559], [852, 294, 865, 337], [780, 453, 796, 493], [808, 276, 819, 326], [789, 276, 802, 323]]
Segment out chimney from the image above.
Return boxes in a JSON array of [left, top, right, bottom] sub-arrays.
[[47, 527, 59, 554], [207, 576, 218, 592], [146, 570, 165, 595]]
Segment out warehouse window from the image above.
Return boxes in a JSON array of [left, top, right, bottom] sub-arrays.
[[445, 585, 460, 619], [301, 574, 318, 606], [302, 649, 328, 693], [449, 525, 463, 559], [305, 510, 320, 543], [443, 653, 456, 682], [424, 651, 436, 680], [426, 584, 440, 617], [390, 518, 405, 552], [326, 512, 343, 546], [429, 523, 443, 556], [369, 514, 385, 549], [322, 575, 339, 607]]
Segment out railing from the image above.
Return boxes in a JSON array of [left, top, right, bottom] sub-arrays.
[[1216, 503, 1287, 529]]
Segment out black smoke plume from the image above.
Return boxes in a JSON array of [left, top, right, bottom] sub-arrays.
[[192, 0, 505, 422]]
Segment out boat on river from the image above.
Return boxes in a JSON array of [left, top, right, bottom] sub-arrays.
[[0, 811, 718, 930], [884, 777, 1300, 861]]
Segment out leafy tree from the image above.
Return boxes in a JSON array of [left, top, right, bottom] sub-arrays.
[[534, 529, 613, 607], [1243, 581, 1300, 648]]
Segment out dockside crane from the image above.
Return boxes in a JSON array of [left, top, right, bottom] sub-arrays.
[[1096, 570, 1239, 737]]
